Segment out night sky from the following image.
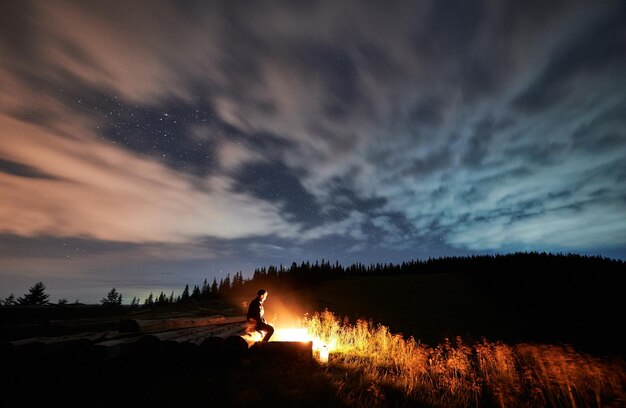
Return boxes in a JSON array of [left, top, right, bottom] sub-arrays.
[[1, 1, 625, 304]]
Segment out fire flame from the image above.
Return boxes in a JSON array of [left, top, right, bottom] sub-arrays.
[[270, 327, 309, 342]]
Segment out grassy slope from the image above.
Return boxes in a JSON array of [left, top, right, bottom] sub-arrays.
[[295, 272, 623, 356], [298, 274, 486, 341]]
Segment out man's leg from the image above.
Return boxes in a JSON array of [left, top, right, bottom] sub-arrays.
[[257, 322, 274, 342]]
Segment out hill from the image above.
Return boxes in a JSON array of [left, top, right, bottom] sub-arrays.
[[293, 269, 624, 357]]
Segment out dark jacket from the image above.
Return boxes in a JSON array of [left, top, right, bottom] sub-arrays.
[[247, 297, 265, 323]]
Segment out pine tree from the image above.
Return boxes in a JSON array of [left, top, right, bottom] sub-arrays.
[[2, 293, 16, 306], [18, 282, 50, 305], [144, 292, 154, 306], [180, 284, 190, 303], [201, 278, 208, 298], [191, 285, 201, 300], [231, 271, 244, 296], [210, 278, 218, 298], [101, 288, 122, 306], [218, 274, 231, 297]]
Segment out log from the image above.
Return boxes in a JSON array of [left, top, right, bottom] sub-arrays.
[[239, 331, 263, 348], [119, 315, 247, 333], [9, 330, 122, 347], [76, 342, 135, 361], [199, 336, 224, 353], [42, 338, 93, 360], [134, 322, 246, 343], [207, 323, 250, 340], [223, 335, 249, 354], [130, 334, 163, 356], [161, 340, 198, 356]]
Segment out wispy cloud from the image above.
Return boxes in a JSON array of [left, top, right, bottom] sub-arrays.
[[0, 113, 301, 243]]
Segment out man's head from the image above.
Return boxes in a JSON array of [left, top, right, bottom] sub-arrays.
[[257, 289, 268, 302]]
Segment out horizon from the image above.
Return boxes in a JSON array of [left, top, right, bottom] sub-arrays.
[[1, 1, 625, 304], [4, 251, 624, 305]]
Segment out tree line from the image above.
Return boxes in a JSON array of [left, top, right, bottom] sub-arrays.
[[2, 252, 623, 306]]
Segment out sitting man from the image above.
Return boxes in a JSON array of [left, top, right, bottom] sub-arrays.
[[246, 289, 274, 342]]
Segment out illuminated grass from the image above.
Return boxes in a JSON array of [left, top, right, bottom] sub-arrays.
[[302, 309, 626, 407]]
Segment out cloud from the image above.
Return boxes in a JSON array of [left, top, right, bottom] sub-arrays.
[[1, 0, 625, 258], [511, 4, 626, 113], [0, 113, 301, 243], [447, 200, 626, 250]]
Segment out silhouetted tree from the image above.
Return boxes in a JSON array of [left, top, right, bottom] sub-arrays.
[[218, 274, 231, 297], [180, 284, 190, 303], [201, 278, 209, 299], [210, 278, 218, 298], [101, 287, 122, 306], [191, 285, 201, 300], [144, 292, 154, 306], [231, 271, 244, 295], [2, 293, 16, 306], [57, 298, 68, 305], [18, 282, 49, 305]]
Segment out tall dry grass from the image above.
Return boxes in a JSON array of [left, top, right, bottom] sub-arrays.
[[302, 309, 626, 407]]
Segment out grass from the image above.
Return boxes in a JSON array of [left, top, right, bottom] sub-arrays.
[[302, 309, 626, 407]]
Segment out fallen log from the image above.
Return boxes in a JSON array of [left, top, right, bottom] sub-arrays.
[[239, 330, 264, 348], [10, 338, 95, 362], [119, 315, 247, 333], [223, 335, 249, 354], [133, 322, 247, 343], [76, 342, 135, 361], [199, 336, 224, 353], [9, 330, 124, 347]]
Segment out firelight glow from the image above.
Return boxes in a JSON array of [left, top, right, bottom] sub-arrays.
[[270, 328, 310, 343]]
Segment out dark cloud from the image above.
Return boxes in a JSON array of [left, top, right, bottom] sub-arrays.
[[0, 158, 55, 179], [299, 45, 361, 119], [313, 185, 389, 234], [461, 116, 517, 168], [427, 0, 486, 55], [232, 162, 322, 225], [408, 97, 445, 127], [404, 147, 454, 177], [571, 104, 626, 154], [463, 118, 496, 167], [512, 4, 626, 113], [0, 2, 37, 56]]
